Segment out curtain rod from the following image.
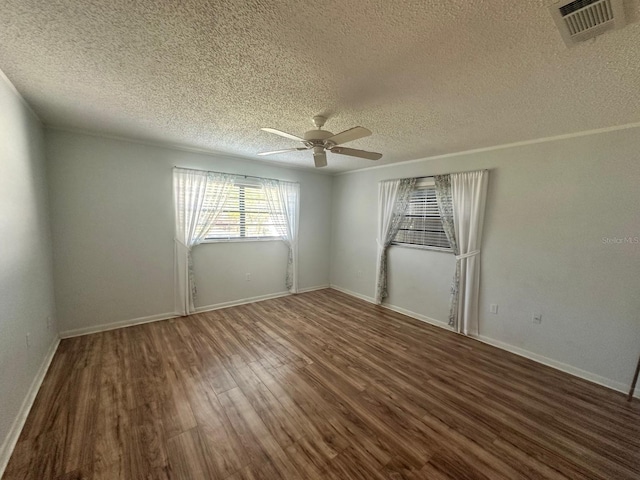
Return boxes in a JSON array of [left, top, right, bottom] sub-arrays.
[[380, 168, 489, 183], [174, 166, 299, 184]]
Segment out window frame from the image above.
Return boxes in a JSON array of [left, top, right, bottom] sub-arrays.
[[391, 177, 453, 253]]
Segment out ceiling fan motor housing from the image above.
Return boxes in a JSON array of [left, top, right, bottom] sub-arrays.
[[303, 129, 333, 141], [303, 129, 335, 150]]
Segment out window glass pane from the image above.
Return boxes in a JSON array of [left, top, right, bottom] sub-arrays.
[[208, 223, 240, 238], [205, 182, 284, 239], [246, 224, 279, 237], [392, 184, 451, 250]]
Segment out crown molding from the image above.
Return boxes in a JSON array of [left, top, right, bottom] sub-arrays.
[[45, 125, 334, 176], [335, 121, 640, 176]]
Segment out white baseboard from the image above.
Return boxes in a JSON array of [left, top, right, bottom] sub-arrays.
[[60, 311, 180, 338], [298, 284, 330, 293], [381, 303, 452, 330], [195, 291, 290, 313], [329, 284, 638, 399], [475, 336, 638, 399], [0, 336, 60, 477], [329, 284, 376, 303], [195, 285, 331, 314], [60, 286, 332, 338], [329, 284, 451, 330]]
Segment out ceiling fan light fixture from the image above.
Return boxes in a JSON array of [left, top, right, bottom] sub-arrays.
[[313, 150, 327, 168]]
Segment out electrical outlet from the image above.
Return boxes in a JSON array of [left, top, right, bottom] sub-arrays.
[[26, 333, 31, 348], [532, 313, 542, 324], [489, 304, 498, 314], [46, 316, 52, 330], [357, 270, 362, 278], [246, 273, 251, 282]]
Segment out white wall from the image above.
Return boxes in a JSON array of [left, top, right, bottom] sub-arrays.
[[330, 126, 640, 394], [46, 130, 333, 335], [0, 76, 58, 472]]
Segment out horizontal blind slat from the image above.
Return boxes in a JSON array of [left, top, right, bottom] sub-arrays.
[[203, 183, 286, 239], [392, 185, 451, 250]]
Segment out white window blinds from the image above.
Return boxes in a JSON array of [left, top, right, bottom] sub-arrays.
[[393, 179, 452, 250], [204, 181, 285, 240]]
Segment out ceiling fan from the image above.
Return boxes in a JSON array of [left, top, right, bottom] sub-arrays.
[[258, 116, 382, 168]]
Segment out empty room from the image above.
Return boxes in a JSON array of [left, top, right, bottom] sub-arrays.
[[1, 1, 639, 479]]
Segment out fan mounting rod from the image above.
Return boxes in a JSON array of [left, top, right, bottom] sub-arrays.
[[312, 116, 326, 129]]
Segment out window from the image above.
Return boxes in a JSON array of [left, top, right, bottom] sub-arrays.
[[205, 181, 284, 240], [392, 178, 452, 251]]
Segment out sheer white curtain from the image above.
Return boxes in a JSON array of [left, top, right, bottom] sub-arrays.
[[375, 178, 416, 304], [261, 179, 300, 293], [173, 168, 232, 316], [450, 170, 488, 335]]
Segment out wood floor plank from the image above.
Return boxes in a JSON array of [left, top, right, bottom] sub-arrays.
[[92, 332, 130, 480], [4, 289, 639, 480], [179, 365, 250, 477], [216, 388, 271, 468], [166, 428, 213, 480], [228, 363, 303, 448], [218, 387, 303, 479], [61, 341, 102, 476], [225, 460, 283, 480], [126, 401, 170, 480]]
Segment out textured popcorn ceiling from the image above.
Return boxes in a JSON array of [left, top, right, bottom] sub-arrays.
[[1, 0, 639, 172]]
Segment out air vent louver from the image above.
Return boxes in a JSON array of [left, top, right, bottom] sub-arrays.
[[549, 0, 626, 47], [561, 0, 612, 35]]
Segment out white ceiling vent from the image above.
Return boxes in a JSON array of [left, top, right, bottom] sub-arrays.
[[549, 0, 627, 47]]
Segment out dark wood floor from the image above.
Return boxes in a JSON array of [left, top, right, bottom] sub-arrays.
[[3, 289, 639, 480]]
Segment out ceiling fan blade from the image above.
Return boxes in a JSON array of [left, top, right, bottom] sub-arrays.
[[257, 148, 309, 156], [326, 126, 371, 146], [261, 127, 305, 142], [331, 146, 382, 161], [313, 152, 327, 168]]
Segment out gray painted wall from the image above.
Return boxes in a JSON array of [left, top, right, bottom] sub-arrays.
[[0, 77, 58, 469], [330, 127, 640, 393], [45, 130, 333, 334]]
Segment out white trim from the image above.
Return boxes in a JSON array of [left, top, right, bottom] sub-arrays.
[[60, 285, 331, 338], [0, 336, 60, 478], [201, 237, 281, 244], [474, 336, 639, 399], [0, 67, 41, 123], [195, 285, 331, 313], [329, 284, 376, 303], [336, 121, 640, 176], [46, 126, 334, 176], [297, 284, 330, 293], [329, 285, 638, 399], [46, 121, 640, 179], [194, 291, 290, 313], [381, 303, 452, 330], [60, 311, 179, 338], [329, 284, 452, 330]]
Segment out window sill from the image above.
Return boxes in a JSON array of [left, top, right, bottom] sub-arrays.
[[391, 243, 453, 254], [201, 237, 282, 244]]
